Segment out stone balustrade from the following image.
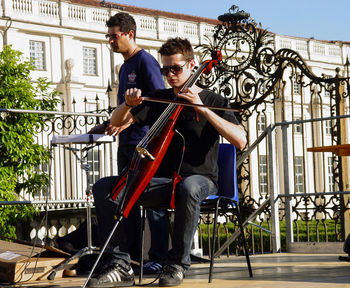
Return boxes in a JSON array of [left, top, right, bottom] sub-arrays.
[[3, 0, 215, 44]]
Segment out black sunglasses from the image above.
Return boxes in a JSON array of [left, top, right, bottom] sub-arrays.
[[160, 62, 188, 76], [105, 32, 127, 40]]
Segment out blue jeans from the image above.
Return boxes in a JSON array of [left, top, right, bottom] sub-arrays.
[[93, 175, 217, 270]]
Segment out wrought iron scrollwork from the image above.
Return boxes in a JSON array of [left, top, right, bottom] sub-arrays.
[[197, 4, 350, 243], [197, 5, 350, 120]]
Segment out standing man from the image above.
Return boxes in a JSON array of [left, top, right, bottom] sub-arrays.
[[89, 12, 169, 274], [89, 37, 246, 287]]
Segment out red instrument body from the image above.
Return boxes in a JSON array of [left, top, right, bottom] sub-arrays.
[[111, 106, 183, 217], [111, 51, 222, 218]]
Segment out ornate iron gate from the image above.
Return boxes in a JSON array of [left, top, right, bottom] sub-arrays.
[[198, 5, 350, 251]]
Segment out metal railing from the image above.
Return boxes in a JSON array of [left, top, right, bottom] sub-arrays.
[[199, 114, 350, 256], [1, 108, 349, 254]]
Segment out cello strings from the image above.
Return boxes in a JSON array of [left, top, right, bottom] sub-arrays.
[[130, 62, 208, 171], [131, 104, 176, 170]]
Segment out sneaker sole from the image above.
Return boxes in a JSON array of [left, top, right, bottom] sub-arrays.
[[88, 280, 135, 288], [158, 280, 182, 287]]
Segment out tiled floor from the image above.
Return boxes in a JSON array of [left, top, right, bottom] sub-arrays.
[[4, 253, 350, 288]]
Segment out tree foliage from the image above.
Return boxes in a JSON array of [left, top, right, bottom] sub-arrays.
[[0, 45, 60, 238]]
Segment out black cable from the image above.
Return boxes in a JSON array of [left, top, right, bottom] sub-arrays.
[[136, 270, 162, 287], [11, 143, 54, 284]]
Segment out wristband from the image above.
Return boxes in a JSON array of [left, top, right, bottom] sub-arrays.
[[125, 102, 135, 108]]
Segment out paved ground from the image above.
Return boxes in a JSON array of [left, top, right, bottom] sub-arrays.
[[2, 253, 350, 288]]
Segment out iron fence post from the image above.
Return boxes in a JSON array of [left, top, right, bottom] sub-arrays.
[[282, 122, 294, 249], [268, 126, 281, 252]]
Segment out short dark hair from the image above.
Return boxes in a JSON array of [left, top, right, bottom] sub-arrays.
[[106, 12, 137, 38], [158, 37, 194, 61]]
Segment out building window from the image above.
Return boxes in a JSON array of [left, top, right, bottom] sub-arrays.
[[324, 75, 332, 97], [294, 156, 304, 193], [257, 114, 266, 133], [325, 120, 332, 136], [83, 47, 97, 75], [327, 157, 334, 192], [87, 149, 100, 190], [29, 40, 45, 70], [259, 155, 268, 194], [294, 117, 302, 134], [293, 75, 301, 95]]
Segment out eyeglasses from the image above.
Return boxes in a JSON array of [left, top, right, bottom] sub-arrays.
[[160, 62, 188, 76], [105, 32, 127, 40]]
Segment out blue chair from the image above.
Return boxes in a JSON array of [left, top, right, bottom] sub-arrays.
[[200, 143, 253, 282], [138, 143, 253, 283]]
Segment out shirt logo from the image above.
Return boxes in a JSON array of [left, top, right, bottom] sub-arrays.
[[128, 72, 136, 83]]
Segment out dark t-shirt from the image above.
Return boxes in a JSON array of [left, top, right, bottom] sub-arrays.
[[131, 88, 239, 186], [118, 49, 164, 145]]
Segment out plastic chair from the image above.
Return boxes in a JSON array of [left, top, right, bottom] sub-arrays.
[[200, 143, 253, 282]]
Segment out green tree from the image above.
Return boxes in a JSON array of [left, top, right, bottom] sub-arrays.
[[0, 45, 60, 238]]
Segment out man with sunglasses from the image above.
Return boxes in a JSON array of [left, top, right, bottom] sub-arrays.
[[88, 11, 169, 283], [90, 37, 246, 287]]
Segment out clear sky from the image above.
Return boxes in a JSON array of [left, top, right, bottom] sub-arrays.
[[111, 0, 350, 42]]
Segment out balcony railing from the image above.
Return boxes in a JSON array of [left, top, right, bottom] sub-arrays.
[[4, 0, 215, 43]]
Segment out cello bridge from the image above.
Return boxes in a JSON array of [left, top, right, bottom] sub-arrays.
[[136, 147, 155, 161]]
